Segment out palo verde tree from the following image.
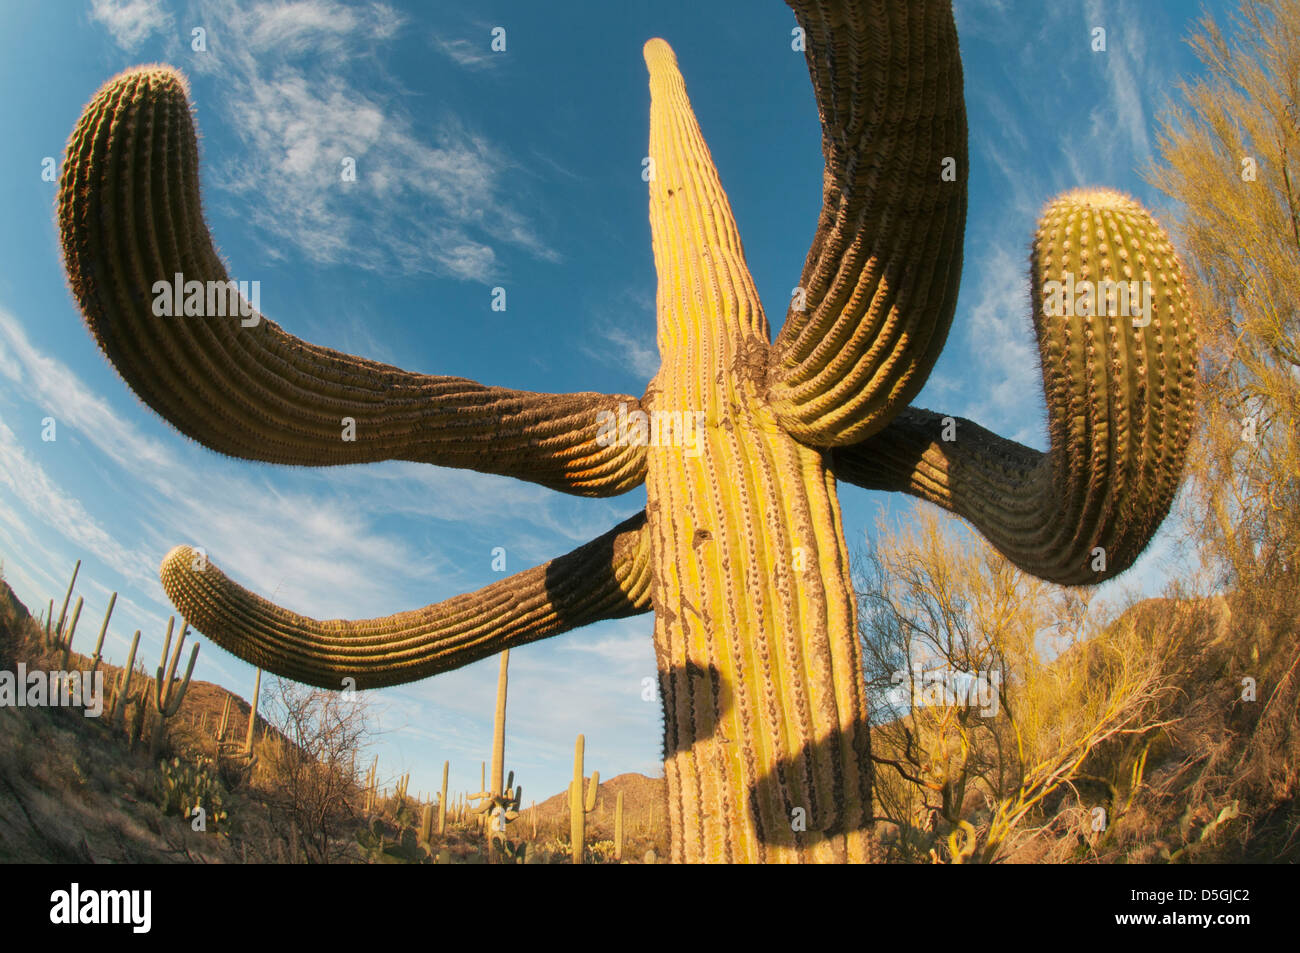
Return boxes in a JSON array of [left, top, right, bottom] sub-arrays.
[[57, 0, 1197, 862]]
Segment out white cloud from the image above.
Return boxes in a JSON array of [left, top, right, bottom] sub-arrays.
[[431, 35, 497, 70], [948, 241, 1043, 448], [0, 310, 172, 478], [89, 0, 173, 50], [583, 323, 660, 382], [0, 419, 157, 589], [1083, 0, 1152, 167], [185, 0, 556, 281]]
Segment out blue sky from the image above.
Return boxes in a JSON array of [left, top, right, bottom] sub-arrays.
[[0, 0, 1234, 804]]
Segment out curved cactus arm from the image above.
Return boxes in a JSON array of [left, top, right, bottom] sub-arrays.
[[833, 189, 1197, 586], [766, 0, 967, 448], [159, 512, 653, 689], [57, 66, 647, 498]]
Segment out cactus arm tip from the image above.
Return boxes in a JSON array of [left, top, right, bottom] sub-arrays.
[[833, 187, 1197, 585], [157, 512, 651, 689]]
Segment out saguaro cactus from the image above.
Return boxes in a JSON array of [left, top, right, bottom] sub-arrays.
[[88, 592, 116, 678], [242, 668, 261, 759], [49, 561, 79, 652], [216, 696, 232, 744], [615, 790, 624, 862], [108, 629, 140, 726], [149, 617, 199, 759], [57, 0, 1197, 863], [56, 597, 83, 672], [363, 757, 378, 814], [569, 734, 599, 865], [470, 651, 522, 835], [438, 760, 449, 836]]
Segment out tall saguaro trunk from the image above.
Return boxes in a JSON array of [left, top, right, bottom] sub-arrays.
[[642, 41, 872, 864]]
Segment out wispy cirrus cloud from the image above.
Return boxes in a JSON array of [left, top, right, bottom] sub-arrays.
[[431, 35, 498, 71], [162, 0, 559, 281], [1082, 0, 1154, 174], [88, 0, 174, 51], [0, 418, 157, 590], [87, 0, 554, 281], [243, 0, 402, 53], [583, 323, 659, 382], [0, 308, 506, 618], [580, 287, 660, 383]]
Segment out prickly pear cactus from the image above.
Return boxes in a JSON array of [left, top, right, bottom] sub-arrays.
[[56, 0, 1196, 863]]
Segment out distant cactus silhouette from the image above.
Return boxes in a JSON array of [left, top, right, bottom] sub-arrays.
[[149, 617, 199, 759], [57, 0, 1196, 862], [569, 734, 599, 866], [469, 651, 522, 846]]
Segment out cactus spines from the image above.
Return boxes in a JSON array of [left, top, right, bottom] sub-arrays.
[[88, 592, 116, 677], [438, 760, 449, 835], [149, 617, 199, 759], [109, 630, 141, 726], [569, 734, 599, 864], [58, 1, 1199, 863]]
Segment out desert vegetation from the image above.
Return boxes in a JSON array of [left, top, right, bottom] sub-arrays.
[[854, 0, 1300, 864], [0, 573, 666, 862]]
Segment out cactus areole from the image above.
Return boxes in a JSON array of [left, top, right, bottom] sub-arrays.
[[57, 1, 1196, 863]]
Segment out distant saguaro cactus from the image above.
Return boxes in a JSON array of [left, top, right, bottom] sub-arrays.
[[56, 597, 82, 673], [241, 668, 261, 760], [57, 0, 1197, 862], [469, 651, 522, 846], [108, 630, 140, 727], [363, 757, 378, 815], [438, 760, 449, 836], [48, 561, 79, 653], [615, 790, 624, 862], [149, 617, 199, 760], [87, 592, 116, 678], [569, 734, 599, 865]]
